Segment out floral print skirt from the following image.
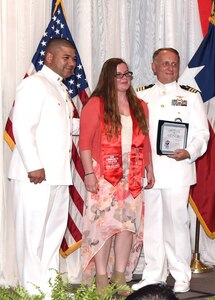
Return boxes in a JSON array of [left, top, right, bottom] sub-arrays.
[[81, 162, 144, 284]]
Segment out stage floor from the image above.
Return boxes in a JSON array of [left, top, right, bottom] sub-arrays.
[[132, 269, 215, 300]]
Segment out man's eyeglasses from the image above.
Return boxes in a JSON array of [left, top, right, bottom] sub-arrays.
[[115, 71, 133, 79], [162, 61, 178, 68]]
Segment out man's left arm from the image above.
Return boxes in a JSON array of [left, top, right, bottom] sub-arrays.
[[169, 92, 209, 162]]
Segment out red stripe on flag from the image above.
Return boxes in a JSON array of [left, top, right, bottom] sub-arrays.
[[5, 118, 15, 143], [72, 104, 79, 118], [67, 213, 82, 242], [190, 123, 215, 237], [72, 141, 85, 179], [79, 89, 89, 104], [61, 237, 69, 252], [69, 185, 83, 215], [61, 213, 82, 249], [198, 0, 212, 36]]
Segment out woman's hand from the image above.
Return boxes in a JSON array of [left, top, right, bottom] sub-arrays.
[[84, 173, 99, 194]]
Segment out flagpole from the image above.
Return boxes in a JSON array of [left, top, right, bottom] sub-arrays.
[[190, 218, 214, 273]]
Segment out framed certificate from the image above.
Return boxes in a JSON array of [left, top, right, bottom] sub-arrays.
[[157, 120, 189, 155]]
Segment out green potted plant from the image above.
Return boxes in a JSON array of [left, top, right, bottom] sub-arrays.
[[0, 270, 131, 299]]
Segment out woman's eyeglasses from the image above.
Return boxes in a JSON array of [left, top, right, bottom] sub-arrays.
[[115, 71, 133, 79]]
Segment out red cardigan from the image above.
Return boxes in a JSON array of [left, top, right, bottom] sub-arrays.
[[79, 96, 151, 176]]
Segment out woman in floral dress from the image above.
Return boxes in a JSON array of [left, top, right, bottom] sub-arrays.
[[79, 58, 155, 296]]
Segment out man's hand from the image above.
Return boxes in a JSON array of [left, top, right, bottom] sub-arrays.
[[144, 166, 155, 189], [167, 149, 190, 161], [28, 168, 46, 184]]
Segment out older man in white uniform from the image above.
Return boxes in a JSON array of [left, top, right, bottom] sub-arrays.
[[8, 38, 79, 296], [132, 48, 209, 293]]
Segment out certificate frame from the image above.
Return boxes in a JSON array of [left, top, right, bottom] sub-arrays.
[[157, 120, 189, 155]]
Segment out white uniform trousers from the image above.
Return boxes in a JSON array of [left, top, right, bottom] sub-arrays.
[[142, 187, 192, 283], [10, 180, 69, 295]]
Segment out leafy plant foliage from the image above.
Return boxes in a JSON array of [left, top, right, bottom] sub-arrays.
[[0, 270, 130, 299]]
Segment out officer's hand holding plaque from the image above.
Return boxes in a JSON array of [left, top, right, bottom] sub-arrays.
[[157, 120, 189, 155]]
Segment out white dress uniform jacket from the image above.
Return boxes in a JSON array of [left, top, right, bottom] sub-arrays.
[[8, 65, 79, 185], [137, 81, 209, 188]]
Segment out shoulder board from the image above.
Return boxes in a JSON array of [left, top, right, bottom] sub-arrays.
[[136, 84, 154, 92], [180, 85, 199, 93]]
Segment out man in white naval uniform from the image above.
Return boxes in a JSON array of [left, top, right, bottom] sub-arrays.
[[8, 38, 79, 296], [132, 48, 209, 293]]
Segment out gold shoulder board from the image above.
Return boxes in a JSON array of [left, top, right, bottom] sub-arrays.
[[180, 85, 198, 93], [136, 84, 154, 92]]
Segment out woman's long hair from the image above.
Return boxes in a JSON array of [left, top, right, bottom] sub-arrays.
[[90, 58, 148, 139]]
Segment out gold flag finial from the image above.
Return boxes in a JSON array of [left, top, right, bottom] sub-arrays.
[[209, 0, 215, 24], [53, 0, 67, 19]]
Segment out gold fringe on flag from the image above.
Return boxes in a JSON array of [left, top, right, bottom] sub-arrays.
[[60, 240, 82, 257], [3, 130, 15, 151]]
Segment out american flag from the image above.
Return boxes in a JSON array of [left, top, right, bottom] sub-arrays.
[[4, 0, 89, 255]]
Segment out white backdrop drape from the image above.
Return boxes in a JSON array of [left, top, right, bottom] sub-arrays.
[[0, 0, 214, 286]]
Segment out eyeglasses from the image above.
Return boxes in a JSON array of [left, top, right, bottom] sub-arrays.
[[162, 61, 178, 68], [115, 71, 133, 79]]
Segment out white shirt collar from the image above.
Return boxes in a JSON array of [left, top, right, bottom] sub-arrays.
[[156, 80, 178, 93], [40, 65, 63, 83]]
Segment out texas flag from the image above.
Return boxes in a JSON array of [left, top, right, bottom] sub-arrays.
[[179, 16, 215, 238]]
